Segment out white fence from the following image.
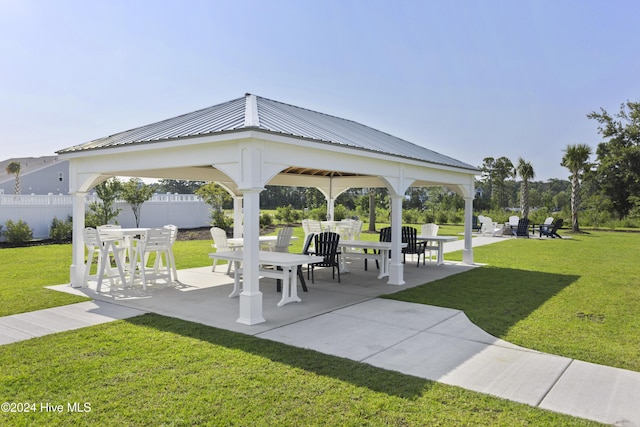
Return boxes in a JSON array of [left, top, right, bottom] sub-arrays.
[[0, 194, 212, 240]]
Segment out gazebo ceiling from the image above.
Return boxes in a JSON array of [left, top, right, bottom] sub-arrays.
[[280, 167, 362, 177]]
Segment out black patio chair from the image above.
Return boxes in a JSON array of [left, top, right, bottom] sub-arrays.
[[540, 218, 563, 239], [372, 226, 392, 270], [472, 215, 482, 232], [514, 218, 530, 238], [308, 232, 341, 283], [401, 226, 428, 267]]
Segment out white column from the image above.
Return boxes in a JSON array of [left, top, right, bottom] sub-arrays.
[[326, 197, 335, 220], [387, 194, 405, 285], [463, 197, 474, 265], [233, 196, 243, 238], [70, 191, 87, 287], [236, 188, 265, 325]]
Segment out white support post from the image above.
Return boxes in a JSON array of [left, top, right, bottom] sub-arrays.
[[236, 188, 265, 325], [463, 197, 474, 265], [70, 191, 87, 287], [387, 194, 405, 285], [233, 196, 243, 238], [326, 197, 336, 220]]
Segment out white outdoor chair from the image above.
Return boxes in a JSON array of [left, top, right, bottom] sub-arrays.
[[96, 224, 127, 269], [131, 227, 175, 290], [210, 227, 236, 274], [508, 215, 520, 236], [82, 227, 127, 292], [420, 223, 440, 262], [480, 216, 504, 237], [272, 226, 294, 253]]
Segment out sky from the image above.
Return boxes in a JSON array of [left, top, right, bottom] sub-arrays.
[[1, 0, 639, 182]]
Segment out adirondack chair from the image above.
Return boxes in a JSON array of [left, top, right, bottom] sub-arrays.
[[514, 218, 530, 238], [401, 226, 427, 267], [540, 218, 563, 238], [308, 232, 341, 283]]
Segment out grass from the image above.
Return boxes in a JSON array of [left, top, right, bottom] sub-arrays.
[[1, 226, 636, 424], [0, 314, 599, 426]]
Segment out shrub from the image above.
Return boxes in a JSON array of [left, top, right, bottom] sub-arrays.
[[333, 204, 349, 221], [436, 211, 449, 224], [260, 213, 273, 228], [423, 211, 436, 224], [210, 209, 233, 233], [274, 205, 302, 224], [4, 219, 33, 244], [49, 216, 73, 242]]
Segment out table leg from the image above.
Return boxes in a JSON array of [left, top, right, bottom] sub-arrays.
[[277, 266, 302, 306], [377, 249, 389, 279], [229, 260, 242, 298], [436, 242, 445, 265]]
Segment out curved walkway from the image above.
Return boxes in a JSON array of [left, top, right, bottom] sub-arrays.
[[2, 235, 639, 425]]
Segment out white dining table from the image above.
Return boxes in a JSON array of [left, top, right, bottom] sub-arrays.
[[97, 227, 151, 276], [338, 240, 407, 279], [416, 235, 458, 265], [208, 250, 324, 307], [227, 235, 298, 250]]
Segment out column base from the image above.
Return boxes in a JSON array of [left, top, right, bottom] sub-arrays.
[[462, 249, 474, 265], [387, 263, 405, 286], [236, 291, 266, 325]]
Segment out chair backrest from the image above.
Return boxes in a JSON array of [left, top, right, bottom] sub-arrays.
[[97, 224, 123, 241], [379, 226, 391, 242], [274, 226, 293, 253], [401, 226, 419, 251], [515, 218, 530, 236], [351, 220, 363, 240], [83, 227, 101, 249], [551, 218, 564, 232], [421, 223, 439, 237], [307, 220, 323, 233], [210, 227, 230, 251], [164, 224, 178, 245], [301, 232, 315, 255], [544, 217, 554, 225], [509, 215, 520, 226], [144, 227, 173, 249], [313, 232, 340, 262]]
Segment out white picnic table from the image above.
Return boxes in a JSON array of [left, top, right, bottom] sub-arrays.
[[416, 235, 458, 265], [208, 250, 324, 307]]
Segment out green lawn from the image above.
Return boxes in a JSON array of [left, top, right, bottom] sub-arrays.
[[1, 227, 636, 425]]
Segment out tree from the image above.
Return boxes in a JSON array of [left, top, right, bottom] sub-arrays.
[[157, 179, 204, 194], [86, 178, 123, 227], [493, 157, 515, 209], [479, 157, 496, 207], [587, 101, 640, 219], [561, 144, 592, 232], [195, 182, 233, 231], [121, 178, 155, 227], [5, 161, 21, 195], [516, 158, 535, 218], [368, 188, 376, 231]]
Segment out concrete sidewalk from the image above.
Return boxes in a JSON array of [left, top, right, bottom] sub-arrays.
[[3, 235, 639, 425]]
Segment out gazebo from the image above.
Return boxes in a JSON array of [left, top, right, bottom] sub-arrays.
[[58, 93, 479, 325]]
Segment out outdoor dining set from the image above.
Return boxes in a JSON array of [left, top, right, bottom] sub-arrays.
[[209, 219, 457, 307], [82, 224, 178, 292]]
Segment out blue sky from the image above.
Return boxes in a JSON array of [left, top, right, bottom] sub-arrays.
[[1, 0, 639, 181]]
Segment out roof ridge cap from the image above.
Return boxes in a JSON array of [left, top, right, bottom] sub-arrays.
[[244, 93, 260, 128]]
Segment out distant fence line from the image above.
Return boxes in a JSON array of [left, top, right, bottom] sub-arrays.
[[0, 193, 211, 240]]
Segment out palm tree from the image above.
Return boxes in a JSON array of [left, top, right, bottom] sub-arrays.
[[561, 144, 592, 232], [5, 161, 21, 195], [516, 158, 535, 219]]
